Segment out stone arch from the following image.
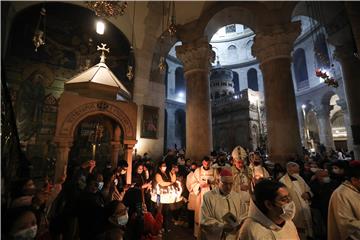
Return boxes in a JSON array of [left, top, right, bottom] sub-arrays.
[[54, 96, 137, 183], [201, 4, 260, 41], [56, 101, 135, 141]]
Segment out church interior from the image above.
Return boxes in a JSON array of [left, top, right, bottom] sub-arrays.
[[1, 0, 360, 223]]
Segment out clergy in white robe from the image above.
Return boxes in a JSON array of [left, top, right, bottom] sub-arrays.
[[279, 162, 313, 240], [190, 156, 218, 238], [200, 168, 248, 240], [248, 152, 270, 190], [239, 179, 300, 240], [231, 158, 251, 211], [328, 161, 360, 240]]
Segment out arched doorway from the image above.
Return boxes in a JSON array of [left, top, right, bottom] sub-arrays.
[[69, 114, 124, 171]]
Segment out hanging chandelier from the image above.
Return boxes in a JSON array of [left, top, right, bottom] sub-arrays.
[[33, 7, 46, 52], [126, 2, 136, 81], [167, 1, 177, 37], [86, 1, 128, 18], [307, 2, 339, 88]]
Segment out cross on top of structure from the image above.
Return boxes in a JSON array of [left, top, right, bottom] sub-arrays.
[[97, 43, 110, 63]]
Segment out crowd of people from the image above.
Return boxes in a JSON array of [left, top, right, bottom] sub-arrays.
[[2, 146, 360, 240]]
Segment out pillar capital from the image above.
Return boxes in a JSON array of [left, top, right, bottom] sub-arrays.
[[175, 37, 215, 73], [252, 22, 301, 65]]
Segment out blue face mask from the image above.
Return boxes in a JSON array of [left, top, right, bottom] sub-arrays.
[[98, 182, 104, 191]]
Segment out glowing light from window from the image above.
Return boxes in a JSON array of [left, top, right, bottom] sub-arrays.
[[96, 21, 105, 35]]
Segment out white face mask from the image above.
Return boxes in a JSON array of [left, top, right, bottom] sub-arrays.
[[13, 225, 38, 239], [332, 168, 341, 175], [322, 177, 331, 183], [291, 173, 300, 178], [310, 167, 319, 173], [98, 182, 104, 191], [116, 213, 129, 226], [120, 170, 127, 175], [161, 167, 167, 172], [279, 201, 296, 221]]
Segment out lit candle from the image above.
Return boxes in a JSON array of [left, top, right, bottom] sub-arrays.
[[92, 144, 96, 160]]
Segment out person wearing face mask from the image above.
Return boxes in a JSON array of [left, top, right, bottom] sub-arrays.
[[191, 156, 219, 238], [96, 200, 127, 240], [186, 162, 198, 230], [310, 169, 338, 239], [77, 174, 106, 240], [115, 160, 128, 195], [201, 168, 248, 240], [280, 162, 313, 240], [330, 160, 348, 188], [6, 206, 38, 240], [328, 160, 360, 240], [239, 179, 300, 240], [154, 161, 176, 233], [11, 179, 37, 208], [248, 152, 270, 189]]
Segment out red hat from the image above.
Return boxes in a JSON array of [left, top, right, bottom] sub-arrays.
[[220, 168, 233, 182]]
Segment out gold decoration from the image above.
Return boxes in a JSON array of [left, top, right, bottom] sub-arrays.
[[33, 7, 46, 52], [158, 56, 166, 73], [86, 1, 128, 18], [126, 66, 134, 80]]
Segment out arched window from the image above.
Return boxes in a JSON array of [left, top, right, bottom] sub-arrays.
[[232, 71, 240, 92], [227, 45, 238, 60], [314, 34, 330, 69], [293, 48, 309, 89], [175, 109, 186, 148], [247, 68, 258, 91], [175, 67, 185, 94]]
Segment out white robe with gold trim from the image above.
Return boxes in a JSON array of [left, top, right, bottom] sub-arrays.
[[328, 181, 360, 240], [200, 189, 248, 240]]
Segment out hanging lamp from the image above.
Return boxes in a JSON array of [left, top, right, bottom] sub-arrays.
[[33, 6, 46, 52], [127, 2, 136, 81]]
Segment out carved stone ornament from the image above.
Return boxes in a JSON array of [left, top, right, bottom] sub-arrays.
[[252, 22, 301, 64], [175, 37, 215, 73], [97, 101, 109, 111]]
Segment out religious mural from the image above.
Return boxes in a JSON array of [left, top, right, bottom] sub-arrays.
[[141, 105, 159, 139], [5, 2, 133, 178]]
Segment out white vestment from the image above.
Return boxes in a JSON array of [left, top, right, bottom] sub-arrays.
[[191, 166, 218, 238], [328, 181, 360, 240], [239, 200, 300, 240], [280, 174, 313, 240], [231, 166, 251, 211], [200, 189, 248, 240]]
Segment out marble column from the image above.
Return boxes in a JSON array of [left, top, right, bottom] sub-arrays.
[[176, 38, 214, 162], [334, 45, 360, 159], [337, 98, 354, 152], [252, 23, 302, 165], [54, 141, 72, 183], [315, 105, 335, 152]]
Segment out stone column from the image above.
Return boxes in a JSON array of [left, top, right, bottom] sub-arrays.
[[176, 38, 214, 162], [252, 23, 303, 165], [334, 45, 360, 159], [54, 141, 72, 183], [315, 105, 335, 152], [337, 98, 354, 152], [124, 141, 136, 184], [111, 126, 122, 169], [345, 3, 360, 54]]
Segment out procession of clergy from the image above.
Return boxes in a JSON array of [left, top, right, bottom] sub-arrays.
[[186, 147, 360, 240]]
